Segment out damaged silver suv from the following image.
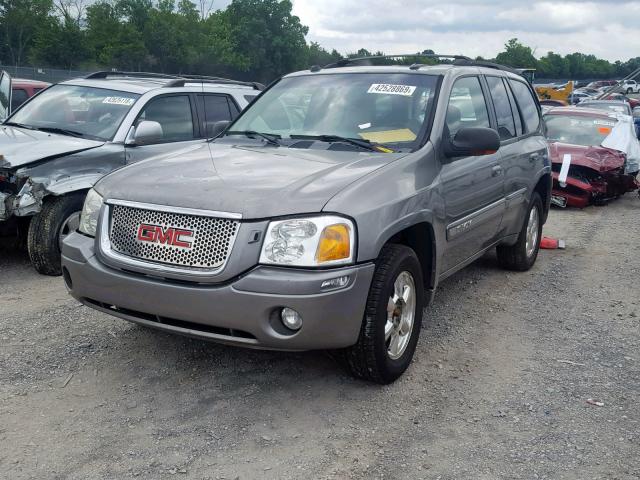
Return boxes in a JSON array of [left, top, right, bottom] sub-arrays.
[[62, 56, 552, 383], [1, 72, 261, 274]]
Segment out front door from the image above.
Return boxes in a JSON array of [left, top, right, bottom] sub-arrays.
[[125, 94, 203, 164], [440, 76, 505, 273]]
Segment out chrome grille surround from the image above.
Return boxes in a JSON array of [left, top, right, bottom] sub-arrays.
[[104, 200, 241, 273]]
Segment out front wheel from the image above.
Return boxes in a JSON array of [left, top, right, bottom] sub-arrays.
[[27, 193, 85, 276], [341, 244, 424, 384], [627, 88, 633, 94], [496, 192, 543, 271]]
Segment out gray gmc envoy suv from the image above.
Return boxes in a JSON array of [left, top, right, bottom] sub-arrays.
[[62, 56, 551, 383]]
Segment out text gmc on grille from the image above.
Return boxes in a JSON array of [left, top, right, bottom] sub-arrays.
[[109, 205, 239, 269]]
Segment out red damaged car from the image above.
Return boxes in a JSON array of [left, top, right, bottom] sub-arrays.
[[544, 107, 639, 208]]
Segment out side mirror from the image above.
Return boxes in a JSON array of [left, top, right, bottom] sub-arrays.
[[129, 120, 163, 146], [207, 120, 230, 138], [444, 127, 500, 158]]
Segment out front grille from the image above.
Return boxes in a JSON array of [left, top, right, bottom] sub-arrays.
[[109, 204, 239, 270]]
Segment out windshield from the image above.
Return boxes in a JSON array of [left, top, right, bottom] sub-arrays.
[[228, 73, 438, 151], [544, 114, 617, 147], [8, 84, 140, 141]]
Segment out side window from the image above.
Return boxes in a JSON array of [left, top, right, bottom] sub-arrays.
[[446, 76, 490, 137], [486, 77, 516, 140], [137, 95, 194, 142], [504, 79, 523, 136], [11, 88, 28, 111], [508, 80, 540, 133], [203, 95, 233, 124]]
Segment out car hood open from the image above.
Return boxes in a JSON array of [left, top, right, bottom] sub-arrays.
[[0, 125, 104, 169], [97, 142, 408, 219], [548, 142, 626, 173]]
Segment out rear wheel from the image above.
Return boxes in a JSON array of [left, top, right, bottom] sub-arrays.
[[496, 192, 542, 271], [627, 88, 633, 94], [341, 244, 424, 384], [27, 193, 84, 276]]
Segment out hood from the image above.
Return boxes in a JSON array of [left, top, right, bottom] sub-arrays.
[[548, 142, 625, 173], [97, 142, 407, 219], [0, 125, 104, 169]]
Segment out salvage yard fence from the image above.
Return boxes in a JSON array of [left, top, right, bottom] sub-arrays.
[[0, 65, 97, 84]]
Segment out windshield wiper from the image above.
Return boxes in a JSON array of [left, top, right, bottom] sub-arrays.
[[290, 134, 394, 153], [3, 121, 36, 130], [226, 130, 281, 146], [36, 126, 86, 138]]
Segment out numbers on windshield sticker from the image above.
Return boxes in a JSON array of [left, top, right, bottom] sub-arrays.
[[367, 84, 416, 96], [102, 97, 136, 106]]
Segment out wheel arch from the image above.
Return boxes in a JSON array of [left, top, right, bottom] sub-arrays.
[[376, 220, 437, 291], [533, 172, 552, 223]]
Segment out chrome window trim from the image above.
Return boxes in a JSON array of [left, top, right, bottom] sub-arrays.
[[106, 198, 242, 220], [98, 202, 241, 277]]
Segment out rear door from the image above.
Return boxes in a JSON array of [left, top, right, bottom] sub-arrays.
[[485, 75, 529, 237], [500, 78, 547, 236], [125, 93, 203, 164], [195, 93, 241, 137], [0, 71, 12, 121], [440, 75, 505, 273]]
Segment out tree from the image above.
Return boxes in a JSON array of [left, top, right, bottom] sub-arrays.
[[215, 0, 309, 82], [495, 38, 537, 68], [0, 0, 52, 65]]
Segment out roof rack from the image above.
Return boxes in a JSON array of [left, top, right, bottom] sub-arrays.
[[83, 71, 263, 90], [316, 54, 526, 79], [321, 53, 472, 70]]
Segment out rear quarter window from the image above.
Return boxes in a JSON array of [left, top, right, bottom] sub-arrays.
[[508, 79, 540, 134]]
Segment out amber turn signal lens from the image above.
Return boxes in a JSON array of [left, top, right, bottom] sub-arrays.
[[315, 224, 351, 263]]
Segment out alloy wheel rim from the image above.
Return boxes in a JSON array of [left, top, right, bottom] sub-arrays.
[[525, 206, 539, 258], [59, 211, 81, 251], [385, 271, 416, 360]]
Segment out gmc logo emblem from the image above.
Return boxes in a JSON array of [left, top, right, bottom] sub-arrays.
[[136, 224, 195, 249]]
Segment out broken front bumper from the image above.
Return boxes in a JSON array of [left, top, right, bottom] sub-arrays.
[[61, 232, 376, 351]]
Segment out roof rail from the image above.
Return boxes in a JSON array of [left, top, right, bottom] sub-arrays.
[[317, 54, 527, 79], [84, 71, 264, 90], [321, 53, 472, 70], [451, 58, 523, 76], [164, 76, 265, 90], [84, 71, 180, 80]]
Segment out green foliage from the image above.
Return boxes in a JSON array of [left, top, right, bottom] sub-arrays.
[[495, 38, 537, 69], [1, 5, 639, 83]]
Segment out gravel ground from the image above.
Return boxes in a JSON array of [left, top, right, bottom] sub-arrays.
[[1, 195, 639, 480]]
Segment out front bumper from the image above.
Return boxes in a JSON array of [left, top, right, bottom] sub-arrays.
[[61, 232, 375, 351]]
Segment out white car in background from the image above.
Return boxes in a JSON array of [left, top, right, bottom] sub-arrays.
[[620, 80, 640, 95]]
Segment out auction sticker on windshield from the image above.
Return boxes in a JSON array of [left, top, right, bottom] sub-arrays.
[[368, 84, 416, 96], [102, 97, 136, 106]]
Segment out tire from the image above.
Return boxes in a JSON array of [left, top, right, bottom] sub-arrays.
[[626, 88, 633, 94], [496, 192, 543, 271], [341, 244, 424, 384], [27, 192, 85, 276]]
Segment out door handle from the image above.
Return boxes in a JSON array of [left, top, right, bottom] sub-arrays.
[[491, 165, 503, 177]]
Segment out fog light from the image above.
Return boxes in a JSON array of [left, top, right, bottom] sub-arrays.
[[281, 307, 303, 331]]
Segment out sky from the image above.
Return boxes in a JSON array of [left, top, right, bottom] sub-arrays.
[[289, 0, 640, 62]]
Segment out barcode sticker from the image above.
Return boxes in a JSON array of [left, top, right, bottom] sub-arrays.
[[367, 84, 416, 96], [102, 97, 136, 106]]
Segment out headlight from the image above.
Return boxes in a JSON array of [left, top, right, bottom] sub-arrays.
[[78, 188, 104, 237], [259, 216, 355, 267]]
